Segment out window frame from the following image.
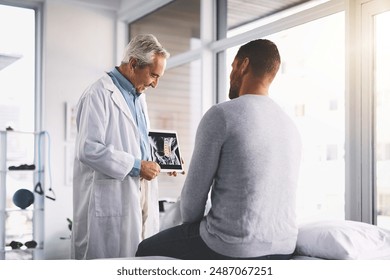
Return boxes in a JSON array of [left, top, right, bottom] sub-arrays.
[[355, 0, 390, 225]]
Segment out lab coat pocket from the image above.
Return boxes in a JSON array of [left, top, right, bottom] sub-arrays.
[[94, 179, 123, 217]]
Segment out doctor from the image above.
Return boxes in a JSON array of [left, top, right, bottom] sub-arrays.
[[71, 34, 170, 259]]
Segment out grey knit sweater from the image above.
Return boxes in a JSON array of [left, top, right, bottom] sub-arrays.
[[180, 94, 302, 258]]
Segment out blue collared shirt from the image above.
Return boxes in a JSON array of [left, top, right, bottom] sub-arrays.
[[107, 67, 150, 177]]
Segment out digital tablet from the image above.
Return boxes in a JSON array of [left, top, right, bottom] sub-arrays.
[[148, 129, 183, 172]]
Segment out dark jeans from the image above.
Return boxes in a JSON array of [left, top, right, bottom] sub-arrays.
[[136, 222, 292, 260]]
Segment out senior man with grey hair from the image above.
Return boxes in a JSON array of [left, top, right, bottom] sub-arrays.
[[71, 34, 170, 259]]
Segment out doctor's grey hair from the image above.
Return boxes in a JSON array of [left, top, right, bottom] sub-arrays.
[[121, 34, 170, 67]]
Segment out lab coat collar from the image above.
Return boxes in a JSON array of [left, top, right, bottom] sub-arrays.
[[110, 67, 140, 98], [101, 73, 136, 126]]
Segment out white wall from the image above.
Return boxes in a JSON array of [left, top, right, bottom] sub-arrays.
[[43, 0, 117, 259]]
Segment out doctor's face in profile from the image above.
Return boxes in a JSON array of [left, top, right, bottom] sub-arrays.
[[131, 54, 166, 94]]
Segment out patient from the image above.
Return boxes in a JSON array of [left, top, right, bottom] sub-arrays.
[[136, 39, 302, 260]]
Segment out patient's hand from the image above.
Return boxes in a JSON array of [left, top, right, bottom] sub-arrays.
[[167, 157, 185, 177], [167, 170, 185, 177]]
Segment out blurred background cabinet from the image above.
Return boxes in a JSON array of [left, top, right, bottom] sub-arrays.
[[0, 130, 45, 260]]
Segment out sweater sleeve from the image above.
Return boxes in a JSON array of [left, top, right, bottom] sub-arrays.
[[180, 105, 226, 223]]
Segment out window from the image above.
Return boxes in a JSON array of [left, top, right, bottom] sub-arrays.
[[0, 3, 38, 260], [0, 4, 35, 132]]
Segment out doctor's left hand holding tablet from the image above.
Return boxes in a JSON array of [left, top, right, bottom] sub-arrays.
[[140, 160, 161, 181]]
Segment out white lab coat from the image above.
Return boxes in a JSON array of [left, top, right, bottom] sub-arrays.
[[71, 74, 159, 259]]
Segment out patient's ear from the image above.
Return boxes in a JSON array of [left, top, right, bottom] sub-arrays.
[[240, 57, 250, 75]]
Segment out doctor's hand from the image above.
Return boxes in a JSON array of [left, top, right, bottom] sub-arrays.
[[140, 160, 161, 181]]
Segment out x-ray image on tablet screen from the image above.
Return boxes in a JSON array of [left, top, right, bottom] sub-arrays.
[[148, 129, 183, 172]]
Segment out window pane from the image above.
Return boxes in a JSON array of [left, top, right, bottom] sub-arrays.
[[0, 5, 35, 131], [129, 0, 200, 57], [225, 12, 345, 223], [375, 11, 390, 230], [0, 4, 36, 260], [147, 60, 202, 199]]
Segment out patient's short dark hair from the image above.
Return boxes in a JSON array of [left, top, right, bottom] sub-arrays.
[[236, 39, 281, 78]]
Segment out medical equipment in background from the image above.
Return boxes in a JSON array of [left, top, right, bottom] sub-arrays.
[[12, 188, 34, 209]]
